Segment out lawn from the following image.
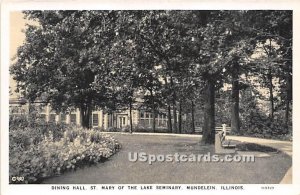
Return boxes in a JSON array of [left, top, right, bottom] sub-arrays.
[[43, 133, 291, 184]]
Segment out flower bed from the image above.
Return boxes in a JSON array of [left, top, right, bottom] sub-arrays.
[[9, 116, 121, 184]]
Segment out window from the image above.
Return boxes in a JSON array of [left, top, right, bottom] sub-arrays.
[[61, 114, 66, 123], [92, 114, 99, 127], [144, 119, 150, 126], [140, 111, 144, 118], [140, 118, 145, 126], [140, 110, 166, 128], [40, 114, 46, 121], [70, 114, 76, 124], [158, 119, 167, 127], [49, 114, 56, 122], [157, 112, 167, 127]]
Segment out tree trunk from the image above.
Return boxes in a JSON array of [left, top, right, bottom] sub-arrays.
[[167, 104, 172, 133], [170, 77, 178, 133], [201, 78, 215, 144], [265, 40, 274, 120], [267, 70, 274, 120], [285, 100, 290, 130], [129, 101, 133, 133], [163, 76, 173, 133], [111, 113, 114, 128], [231, 60, 240, 133], [178, 100, 182, 134], [285, 72, 292, 130], [80, 104, 91, 129], [114, 113, 117, 128], [109, 113, 113, 128], [152, 110, 156, 133], [172, 102, 178, 133], [150, 89, 156, 133], [191, 100, 195, 134]]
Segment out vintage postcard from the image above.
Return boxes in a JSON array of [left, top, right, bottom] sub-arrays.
[[1, 0, 300, 194]]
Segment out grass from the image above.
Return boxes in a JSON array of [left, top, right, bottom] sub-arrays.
[[43, 133, 291, 184]]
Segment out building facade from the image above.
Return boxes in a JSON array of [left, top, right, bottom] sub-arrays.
[[9, 98, 178, 131]]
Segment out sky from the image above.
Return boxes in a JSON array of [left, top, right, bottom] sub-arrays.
[[9, 11, 28, 98], [10, 11, 27, 60]]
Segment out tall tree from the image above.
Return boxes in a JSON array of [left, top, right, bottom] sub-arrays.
[[184, 11, 232, 144], [246, 10, 292, 128], [11, 11, 119, 128], [230, 58, 240, 133]]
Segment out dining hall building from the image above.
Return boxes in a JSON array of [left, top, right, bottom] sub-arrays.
[[9, 97, 182, 131]]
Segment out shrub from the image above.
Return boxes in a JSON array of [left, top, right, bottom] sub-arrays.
[[121, 125, 131, 132], [133, 124, 146, 132], [9, 115, 69, 150], [235, 109, 292, 140], [9, 116, 121, 184], [107, 126, 121, 132], [92, 127, 105, 131]]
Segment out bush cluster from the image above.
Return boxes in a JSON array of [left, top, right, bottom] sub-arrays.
[[240, 111, 292, 140], [9, 115, 121, 184]]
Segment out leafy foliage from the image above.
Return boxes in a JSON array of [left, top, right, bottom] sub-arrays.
[[11, 10, 292, 142], [9, 115, 120, 184]]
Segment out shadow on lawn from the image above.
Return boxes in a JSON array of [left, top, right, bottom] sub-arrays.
[[174, 141, 279, 155], [236, 142, 279, 153]]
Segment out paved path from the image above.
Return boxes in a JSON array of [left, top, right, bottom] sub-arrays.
[[227, 135, 292, 184], [43, 133, 292, 184]]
